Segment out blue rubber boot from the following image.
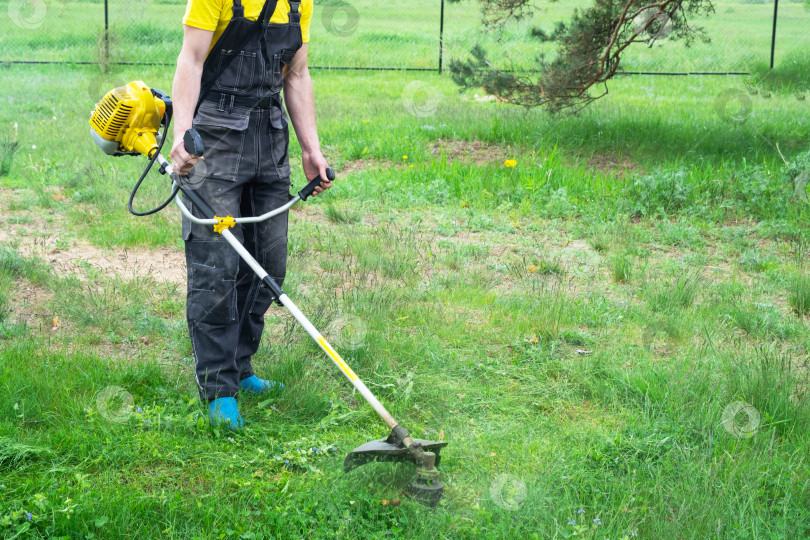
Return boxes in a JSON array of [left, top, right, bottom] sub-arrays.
[[209, 397, 244, 429], [239, 375, 285, 395]]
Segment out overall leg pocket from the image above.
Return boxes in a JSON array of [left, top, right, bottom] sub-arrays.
[[187, 239, 240, 325], [192, 103, 251, 182]]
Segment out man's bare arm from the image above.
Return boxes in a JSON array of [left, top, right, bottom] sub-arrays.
[[170, 25, 214, 174], [283, 44, 331, 194]]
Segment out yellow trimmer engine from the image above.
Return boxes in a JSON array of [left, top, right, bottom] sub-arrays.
[[89, 81, 171, 158]]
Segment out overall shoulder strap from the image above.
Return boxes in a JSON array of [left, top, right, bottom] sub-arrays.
[[257, 0, 280, 25], [288, 1, 301, 24], [231, 0, 244, 18]]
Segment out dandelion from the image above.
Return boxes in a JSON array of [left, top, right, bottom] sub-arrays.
[[504, 159, 517, 167], [402, 155, 408, 160]]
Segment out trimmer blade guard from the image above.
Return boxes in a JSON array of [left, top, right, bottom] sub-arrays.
[[344, 435, 448, 472]]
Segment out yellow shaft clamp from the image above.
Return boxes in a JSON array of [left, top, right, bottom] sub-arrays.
[[213, 216, 236, 234]]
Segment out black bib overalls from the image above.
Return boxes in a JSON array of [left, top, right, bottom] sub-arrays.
[[181, 0, 303, 402]]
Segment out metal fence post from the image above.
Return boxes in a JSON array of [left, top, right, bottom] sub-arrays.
[[770, 0, 779, 69], [438, 0, 445, 74], [101, 0, 110, 70]]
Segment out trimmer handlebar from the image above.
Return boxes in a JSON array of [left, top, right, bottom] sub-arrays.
[[164, 132, 337, 228], [298, 167, 336, 201], [182, 128, 333, 202]]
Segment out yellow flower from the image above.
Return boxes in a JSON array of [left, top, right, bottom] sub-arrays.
[[402, 155, 408, 160], [504, 159, 517, 167], [409, 164, 413, 168]]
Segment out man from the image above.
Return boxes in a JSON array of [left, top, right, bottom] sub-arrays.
[[169, 0, 331, 428]]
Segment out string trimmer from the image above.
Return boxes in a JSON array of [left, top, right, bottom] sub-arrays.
[[88, 81, 447, 505]]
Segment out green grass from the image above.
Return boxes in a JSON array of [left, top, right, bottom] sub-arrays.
[[0, 32, 810, 540], [324, 202, 362, 225], [609, 254, 632, 283], [3, 0, 810, 75], [788, 272, 810, 316]]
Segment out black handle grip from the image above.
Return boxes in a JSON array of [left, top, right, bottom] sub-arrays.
[[184, 129, 204, 158], [298, 167, 336, 201]]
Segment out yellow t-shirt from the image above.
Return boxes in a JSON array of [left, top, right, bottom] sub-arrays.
[[183, 0, 313, 54]]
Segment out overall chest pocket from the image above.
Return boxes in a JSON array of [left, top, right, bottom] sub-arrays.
[[214, 50, 257, 95]]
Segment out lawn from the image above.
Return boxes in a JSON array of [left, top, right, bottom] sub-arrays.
[[2, 0, 810, 72], [1, 3, 810, 539]]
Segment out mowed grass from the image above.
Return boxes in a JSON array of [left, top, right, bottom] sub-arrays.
[[0, 41, 809, 540]]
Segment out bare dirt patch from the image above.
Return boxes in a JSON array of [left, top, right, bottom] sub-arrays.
[[430, 139, 511, 167], [290, 203, 331, 228], [0, 188, 185, 285], [337, 158, 390, 175], [53, 245, 186, 285], [8, 279, 55, 329], [585, 153, 642, 177], [6, 231, 186, 285]]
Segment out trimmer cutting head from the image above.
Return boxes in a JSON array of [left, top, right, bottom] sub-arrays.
[[343, 437, 448, 472], [344, 427, 448, 507]]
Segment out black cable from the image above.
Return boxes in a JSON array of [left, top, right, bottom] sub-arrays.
[[128, 117, 179, 216]]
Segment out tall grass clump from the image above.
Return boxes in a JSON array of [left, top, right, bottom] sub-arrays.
[[725, 346, 810, 438], [324, 203, 361, 224], [0, 137, 19, 176], [788, 273, 810, 316], [610, 254, 632, 283], [648, 272, 701, 312], [0, 246, 47, 283]]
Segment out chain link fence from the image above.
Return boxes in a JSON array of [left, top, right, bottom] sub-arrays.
[[2, 0, 808, 75]]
